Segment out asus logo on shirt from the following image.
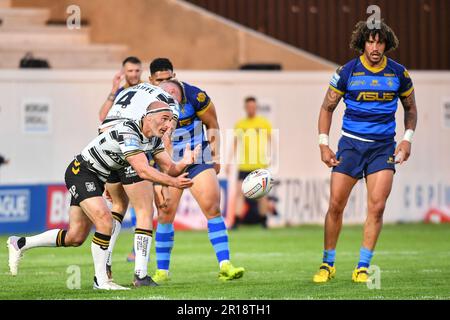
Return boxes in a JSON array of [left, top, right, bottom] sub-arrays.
[[356, 92, 396, 101]]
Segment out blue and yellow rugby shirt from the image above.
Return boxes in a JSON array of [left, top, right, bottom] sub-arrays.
[[329, 55, 414, 141]]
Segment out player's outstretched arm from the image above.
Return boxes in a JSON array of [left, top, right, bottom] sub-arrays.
[[395, 90, 418, 164], [126, 152, 193, 189], [318, 87, 343, 167]]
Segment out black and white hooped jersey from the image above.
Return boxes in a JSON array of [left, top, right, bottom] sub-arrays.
[[80, 120, 165, 180], [99, 82, 180, 130]]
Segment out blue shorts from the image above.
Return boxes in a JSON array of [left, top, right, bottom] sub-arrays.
[[332, 135, 396, 179], [185, 163, 215, 179]]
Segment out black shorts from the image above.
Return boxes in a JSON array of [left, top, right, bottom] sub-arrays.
[[106, 166, 144, 185], [238, 170, 253, 181], [65, 158, 105, 206]]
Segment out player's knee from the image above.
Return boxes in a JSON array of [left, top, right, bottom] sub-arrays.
[[157, 210, 175, 224], [65, 232, 87, 247], [93, 209, 113, 233], [328, 199, 345, 217], [369, 201, 386, 217]]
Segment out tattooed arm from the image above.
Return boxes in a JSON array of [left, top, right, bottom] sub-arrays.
[[319, 87, 343, 135], [318, 87, 343, 167], [395, 90, 418, 164]]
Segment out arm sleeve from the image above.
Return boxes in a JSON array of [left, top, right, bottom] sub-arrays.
[[150, 138, 165, 157], [329, 65, 350, 95], [193, 89, 212, 116], [398, 68, 414, 97], [119, 131, 145, 158]]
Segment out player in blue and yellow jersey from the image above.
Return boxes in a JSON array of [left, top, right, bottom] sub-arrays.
[[147, 58, 245, 282], [313, 21, 418, 283]]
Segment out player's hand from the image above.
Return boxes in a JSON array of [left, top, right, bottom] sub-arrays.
[[320, 145, 340, 167], [181, 144, 202, 166], [112, 70, 124, 92], [156, 185, 171, 209], [394, 140, 411, 164], [172, 172, 193, 189]]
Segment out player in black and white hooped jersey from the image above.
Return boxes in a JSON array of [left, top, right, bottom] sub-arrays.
[[98, 79, 185, 286], [7, 101, 199, 290]]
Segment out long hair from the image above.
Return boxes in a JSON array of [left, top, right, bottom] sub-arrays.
[[350, 20, 399, 53]]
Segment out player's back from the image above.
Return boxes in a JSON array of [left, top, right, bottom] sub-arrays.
[[99, 82, 179, 131]]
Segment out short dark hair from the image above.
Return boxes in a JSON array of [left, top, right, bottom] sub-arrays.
[[150, 58, 174, 74], [122, 56, 141, 66], [244, 96, 257, 104], [350, 20, 399, 53]]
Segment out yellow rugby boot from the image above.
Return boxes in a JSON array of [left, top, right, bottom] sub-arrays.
[[152, 269, 171, 284], [313, 263, 336, 283], [218, 261, 245, 281], [352, 267, 369, 283]]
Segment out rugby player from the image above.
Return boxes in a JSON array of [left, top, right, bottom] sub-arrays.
[[313, 21, 418, 283], [7, 101, 197, 290], [98, 80, 183, 286], [147, 58, 245, 283]]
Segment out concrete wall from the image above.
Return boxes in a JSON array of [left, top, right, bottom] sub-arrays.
[[11, 0, 335, 70], [1, 69, 449, 225]]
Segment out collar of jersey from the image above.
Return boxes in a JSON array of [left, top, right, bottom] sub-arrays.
[[359, 55, 387, 73]]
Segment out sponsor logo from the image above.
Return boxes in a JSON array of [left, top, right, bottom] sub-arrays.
[[403, 70, 411, 79], [356, 92, 396, 101], [72, 160, 80, 175], [0, 189, 30, 223], [330, 72, 340, 87], [124, 138, 140, 148], [387, 156, 395, 164], [85, 182, 96, 192], [387, 79, 394, 88], [353, 72, 365, 76], [196, 92, 206, 103], [384, 73, 395, 77], [69, 185, 78, 199], [244, 183, 262, 198], [370, 79, 380, 87], [350, 80, 366, 87]]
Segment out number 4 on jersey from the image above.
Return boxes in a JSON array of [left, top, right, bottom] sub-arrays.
[[116, 91, 137, 108]]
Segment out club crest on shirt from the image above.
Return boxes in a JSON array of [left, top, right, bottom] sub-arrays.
[[197, 92, 206, 103]]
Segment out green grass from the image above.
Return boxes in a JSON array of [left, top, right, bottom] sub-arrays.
[[1, 224, 450, 300]]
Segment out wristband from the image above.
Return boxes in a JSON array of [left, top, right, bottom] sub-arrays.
[[319, 133, 329, 146], [403, 129, 414, 143]]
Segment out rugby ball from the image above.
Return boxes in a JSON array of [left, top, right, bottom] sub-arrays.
[[242, 169, 273, 199]]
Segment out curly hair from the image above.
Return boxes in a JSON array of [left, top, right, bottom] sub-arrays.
[[350, 20, 399, 53]]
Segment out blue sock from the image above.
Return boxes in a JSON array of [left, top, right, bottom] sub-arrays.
[[207, 216, 230, 264], [357, 247, 374, 268], [322, 249, 336, 267], [155, 223, 174, 270], [130, 207, 137, 226]]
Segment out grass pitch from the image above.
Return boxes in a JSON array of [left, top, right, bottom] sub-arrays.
[[1, 224, 449, 300]]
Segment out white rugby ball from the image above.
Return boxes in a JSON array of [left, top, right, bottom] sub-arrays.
[[242, 169, 273, 199]]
